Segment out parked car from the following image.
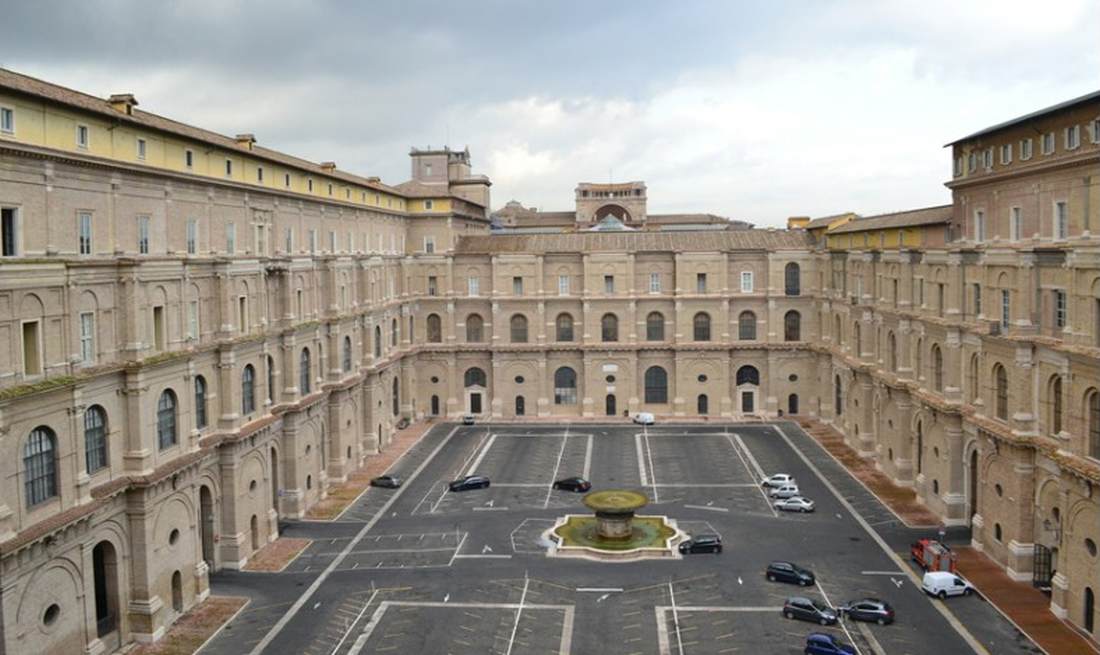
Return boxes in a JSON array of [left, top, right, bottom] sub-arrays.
[[633, 412, 655, 425], [783, 597, 838, 625], [769, 484, 801, 499], [838, 598, 895, 625], [678, 534, 722, 554], [448, 475, 491, 492], [462, 414, 476, 425], [766, 561, 815, 586], [921, 571, 974, 599], [552, 477, 592, 492], [804, 632, 857, 655], [761, 473, 796, 488], [775, 496, 815, 513], [369, 475, 402, 489]]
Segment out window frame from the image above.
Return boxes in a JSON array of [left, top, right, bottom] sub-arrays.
[[1065, 125, 1080, 150], [0, 105, 14, 134], [157, 389, 178, 450], [1020, 138, 1033, 160], [740, 271, 754, 293], [999, 142, 1012, 165], [23, 427, 58, 507], [136, 137, 147, 160], [84, 405, 108, 474], [1042, 132, 1055, 155], [77, 211, 92, 255], [79, 311, 96, 363], [137, 215, 150, 254], [76, 123, 89, 149]]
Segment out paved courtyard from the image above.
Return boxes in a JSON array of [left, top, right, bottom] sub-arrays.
[[202, 423, 1043, 655]]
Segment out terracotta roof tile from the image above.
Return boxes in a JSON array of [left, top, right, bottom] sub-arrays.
[[456, 229, 813, 254], [829, 205, 952, 234]]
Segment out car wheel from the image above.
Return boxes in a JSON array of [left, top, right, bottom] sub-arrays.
[[876, 617, 886, 626], [801, 508, 807, 513], [767, 574, 776, 582], [784, 611, 793, 619], [821, 618, 830, 626], [799, 579, 809, 586], [716, 546, 722, 553], [937, 591, 947, 600], [963, 588, 972, 597]]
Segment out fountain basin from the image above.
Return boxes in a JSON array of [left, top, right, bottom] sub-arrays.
[[546, 514, 686, 561]]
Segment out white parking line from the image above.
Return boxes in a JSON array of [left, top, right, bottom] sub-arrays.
[[453, 554, 513, 559], [505, 574, 531, 655], [635, 433, 650, 486], [447, 533, 468, 566], [683, 504, 730, 513], [815, 580, 863, 655], [725, 432, 778, 517], [543, 426, 571, 509], [583, 434, 593, 480], [466, 432, 498, 476], [667, 581, 684, 655], [644, 426, 660, 503], [326, 590, 378, 655]]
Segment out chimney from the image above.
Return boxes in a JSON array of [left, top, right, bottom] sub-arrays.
[[235, 134, 256, 150], [366, 176, 380, 183], [320, 161, 337, 172], [108, 94, 138, 115], [787, 216, 811, 230]]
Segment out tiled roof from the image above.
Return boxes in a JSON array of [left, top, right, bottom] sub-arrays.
[[455, 229, 813, 254], [829, 205, 953, 234], [804, 212, 858, 229], [946, 89, 1100, 145], [395, 180, 450, 197], [0, 67, 403, 194]]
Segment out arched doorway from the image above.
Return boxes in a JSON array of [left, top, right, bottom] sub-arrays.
[[270, 448, 279, 515], [92, 541, 120, 644], [515, 396, 525, 416], [697, 394, 708, 415], [736, 366, 759, 414], [171, 570, 183, 613], [968, 449, 979, 523], [606, 394, 616, 416], [250, 514, 260, 551], [431, 395, 440, 416], [199, 485, 215, 566], [788, 394, 799, 415], [1085, 587, 1095, 634], [464, 367, 487, 415]]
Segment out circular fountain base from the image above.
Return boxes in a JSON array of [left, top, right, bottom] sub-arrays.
[[546, 514, 686, 561]]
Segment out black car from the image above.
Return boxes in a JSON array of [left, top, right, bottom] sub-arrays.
[[369, 475, 402, 489], [766, 560, 815, 586], [448, 475, 490, 492], [552, 477, 592, 492], [678, 534, 722, 554], [838, 598, 895, 625], [782, 596, 837, 625]]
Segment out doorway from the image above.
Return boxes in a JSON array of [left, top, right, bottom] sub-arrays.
[[270, 448, 279, 515], [431, 395, 440, 416], [741, 391, 755, 413], [515, 395, 525, 416], [969, 449, 978, 523], [605, 394, 616, 416], [1086, 587, 1095, 634], [250, 514, 259, 551], [171, 570, 183, 613], [697, 394, 708, 415], [92, 541, 119, 644], [468, 391, 483, 414], [199, 485, 215, 567], [788, 394, 799, 415]]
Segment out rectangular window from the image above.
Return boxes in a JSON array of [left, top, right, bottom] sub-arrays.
[[152, 306, 165, 351], [238, 296, 247, 333], [296, 289, 303, 317], [649, 272, 661, 293], [185, 149, 193, 169], [1010, 207, 1022, 240], [1042, 132, 1055, 155], [512, 276, 523, 295], [1054, 289, 1066, 328], [468, 276, 479, 296], [427, 276, 437, 296], [1020, 138, 1033, 160], [424, 235, 435, 253], [22, 320, 41, 375], [1001, 289, 1011, 329], [308, 229, 317, 253], [329, 230, 336, 252], [76, 124, 89, 148], [424, 199, 433, 210], [137, 215, 150, 254], [973, 283, 982, 316], [78, 211, 92, 255], [226, 222, 236, 253], [1000, 143, 1012, 165], [0, 106, 13, 133], [308, 179, 314, 192], [974, 210, 985, 242], [604, 275, 614, 294], [284, 173, 291, 188], [696, 273, 707, 293], [1093, 119, 1100, 144], [1, 207, 15, 256], [1054, 201, 1068, 239], [1066, 125, 1080, 150], [937, 283, 945, 316], [255, 224, 266, 255], [80, 311, 95, 363], [967, 152, 976, 172], [257, 166, 264, 183], [983, 148, 993, 169], [558, 274, 569, 296], [740, 271, 754, 293], [186, 219, 197, 254], [187, 301, 198, 340], [327, 183, 333, 196], [225, 159, 233, 176], [953, 156, 962, 177], [285, 227, 293, 253], [136, 138, 146, 160]]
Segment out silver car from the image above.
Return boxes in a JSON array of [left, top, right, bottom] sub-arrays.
[[774, 496, 815, 512], [769, 484, 801, 499]]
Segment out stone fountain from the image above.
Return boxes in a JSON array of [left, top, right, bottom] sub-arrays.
[[546, 489, 686, 561]]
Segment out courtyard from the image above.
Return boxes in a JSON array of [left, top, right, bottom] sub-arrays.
[[202, 423, 1042, 655]]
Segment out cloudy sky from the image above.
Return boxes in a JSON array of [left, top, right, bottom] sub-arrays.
[[2, 1, 1098, 226]]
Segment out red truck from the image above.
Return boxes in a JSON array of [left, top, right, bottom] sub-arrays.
[[911, 538, 958, 573]]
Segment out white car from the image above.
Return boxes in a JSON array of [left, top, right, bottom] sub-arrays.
[[633, 412, 655, 425], [761, 473, 795, 488], [922, 571, 975, 600], [769, 484, 801, 499], [774, 496, 815, 513]]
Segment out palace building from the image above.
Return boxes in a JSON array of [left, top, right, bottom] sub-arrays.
[[0, 68, 1097, 652]]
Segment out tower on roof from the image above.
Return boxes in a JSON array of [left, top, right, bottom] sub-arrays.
[[575, 181, 647, 227]]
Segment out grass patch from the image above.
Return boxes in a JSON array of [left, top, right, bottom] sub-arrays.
[[129, 595, 247, 655]]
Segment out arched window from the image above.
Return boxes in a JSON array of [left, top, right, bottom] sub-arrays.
[[374, 325, 382, 357], [736, 365, 760, 386], [392, 377, 399, 416], [267, 355, 276, 403], [916, 421, 924, 474], [853, 322, 861, 355], [784, 310, 801, 341], [510, 314, 528, 343], [1049, 376, 1063, 435], [994, 364, 1008, 420], [601, 313, 618, 342], [343, 336, 352, 371], [157, 389, 178, 450], [194, 375, 208, 430], [300, 348, 312, 394], [242, 364, 256, 415], [738, 311, 757, 340], [914, 338, 923, 380], [555, 313, 574, 342], [834, 374, 843, 416], [646, 312, 665, 341], [887, 332, 897, 372], [644, 366, 668, 403], [554, 367, 577, 405], [427, 314, 442, 343], [693, 312, 711, 341], [464, 367, 487, 388], [391, 318, 398, 346], [785, 262, 801, 296], [24, 427, 57, 506], [931, 345, 943, 392], [968, 354, 980, 402], [1087, 389, 1100, 460], [84, 405, 108, 473], [466, 314, 484, 342]]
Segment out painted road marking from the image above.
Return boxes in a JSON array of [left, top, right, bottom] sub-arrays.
[[544, 426, 571, 509], [725, 432, 778, 517], [684, 504, 730, 513], [635, 433, 649, 486], [466, 432, 498, 476]]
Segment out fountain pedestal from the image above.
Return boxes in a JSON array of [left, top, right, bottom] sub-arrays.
[[547, 489, 687, 562]]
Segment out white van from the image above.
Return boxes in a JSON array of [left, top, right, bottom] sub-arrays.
[[921, 571, 975, 599]]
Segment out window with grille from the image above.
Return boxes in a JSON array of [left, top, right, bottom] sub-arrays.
[[738, 311, 756, 340], [646, 312, 664, 341], [157, 390, 177, 449], [84, 406, 108, 473], [644, 367, 668, 404], [24, 427, 57, 506]]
